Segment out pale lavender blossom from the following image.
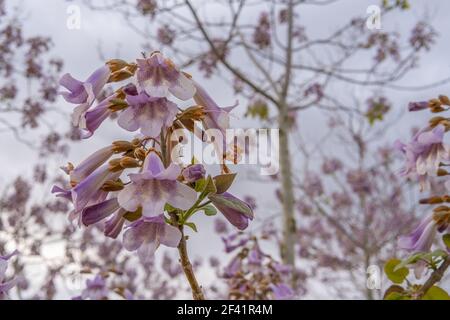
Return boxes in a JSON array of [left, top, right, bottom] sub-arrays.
[[104, 209, 127, 239], [398, 214, 437, 253], [270, 283, 294, 300], [0, 250, 18, 300], [193, 81, 235, 133], [182, 164, 205, 183], [321, 158, 343, 174], [136, 51, 195, 100], [122, 215, 182, 263], [72, 165, 119, 213], [81, 197, 120, 226], [118, 92, 177, 138], [59, 65, 111, 127], [223, 256, 241, 278], [304, 173, 323, 197], [118, 152, 197, 217], [81, 275, 109, 300], [80, 93, 117, 138], [69, 146, 114, 184], [395, 125, 450, 190], [209, 192, 254, 230]]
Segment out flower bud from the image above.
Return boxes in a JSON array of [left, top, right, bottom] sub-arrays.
[[112, 140, 135, 153], [101, 180, 124, 192], [119, 157, 140, 168], [182, 164, 206, 183]]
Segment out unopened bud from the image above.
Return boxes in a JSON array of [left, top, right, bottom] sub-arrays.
[[106, 59, 130, 73], [112, 141, 134, 153], [108, 158, 123, 172], [120, 157, 140, 168], [439, 95, 450, 106], [101, 180, 124, 192], [134, 148, 147, 161], [419, 197, 443, 204], [437, 168, 448, 176]]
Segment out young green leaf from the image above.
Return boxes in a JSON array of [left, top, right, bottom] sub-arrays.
[[384, 259, 409, 284]]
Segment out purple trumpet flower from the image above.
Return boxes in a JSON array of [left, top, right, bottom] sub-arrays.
[[59, 65, 111, 127], [395, 125, 450, 190], [122, 215, 182, 263], [136, 51, 195, 100], [72, 165, 120, 213], [80, 93, 117, 138], [117, 152, 197, 217], [209, 192, 254, 231], [117, 92, 177, 138], [60, 65, 110, 104], [81, 197, 120, 226], [193, 80, 236, 135], [69, 146, 114, 184], [104, 209, 127, 239], [0, 250, 18, 300], [398, 214, 437, 253]]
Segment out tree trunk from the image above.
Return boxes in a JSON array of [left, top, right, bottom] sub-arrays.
[[278, 105, 296, 274]]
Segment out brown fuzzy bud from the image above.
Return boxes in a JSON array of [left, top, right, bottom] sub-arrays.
[[437, 168, 449, 176], [106, 59, 130, 73], [180, 106, 205, 122], [134, 148, 147, 161], [112, 141, 134, 153], [108, 98, 128, 112], [419, 197, 443, 204], [109, 69, 134, 82], [101, 180, 124, 192], [108, 158, 123, 172], [439, 95, 450, 106], [131, 138, 141, 147], [120, 157, 140, 168]]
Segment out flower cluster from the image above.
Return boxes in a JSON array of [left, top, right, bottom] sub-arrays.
[[384, 95, 450, 300], [54, 51, 254, 298], [0, 250, 18, 300], [220, 234, 294, 300]]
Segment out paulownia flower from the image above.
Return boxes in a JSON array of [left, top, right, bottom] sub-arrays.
[[80, 275, 108, 300], [136, 51, 195, 100], [122, 214, 182, 263], [118, 92, 177, 138], [59, 65, 111, 127], [118, 152, 197, 217], [395, 125, 450, 190]]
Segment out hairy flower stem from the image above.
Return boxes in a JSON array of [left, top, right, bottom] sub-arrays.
[[414, 256, 450, 299], [171, 213, 205, 300]]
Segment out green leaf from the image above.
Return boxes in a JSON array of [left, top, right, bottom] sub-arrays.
[[443, 234, 450, 249], [383, 285, 405, 300], [164, 203, 177, 213], [201, 204, 217, 216], [422, 286, 450, 300], [184, 222, 198, 232], [213, 173, 236, 194], [194, 178, 206, 192], [394, 252, 426, 271], [384, 259, 409, 284]]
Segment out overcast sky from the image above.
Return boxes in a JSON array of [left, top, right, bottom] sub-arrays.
[[2, 0, 450, 298]]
